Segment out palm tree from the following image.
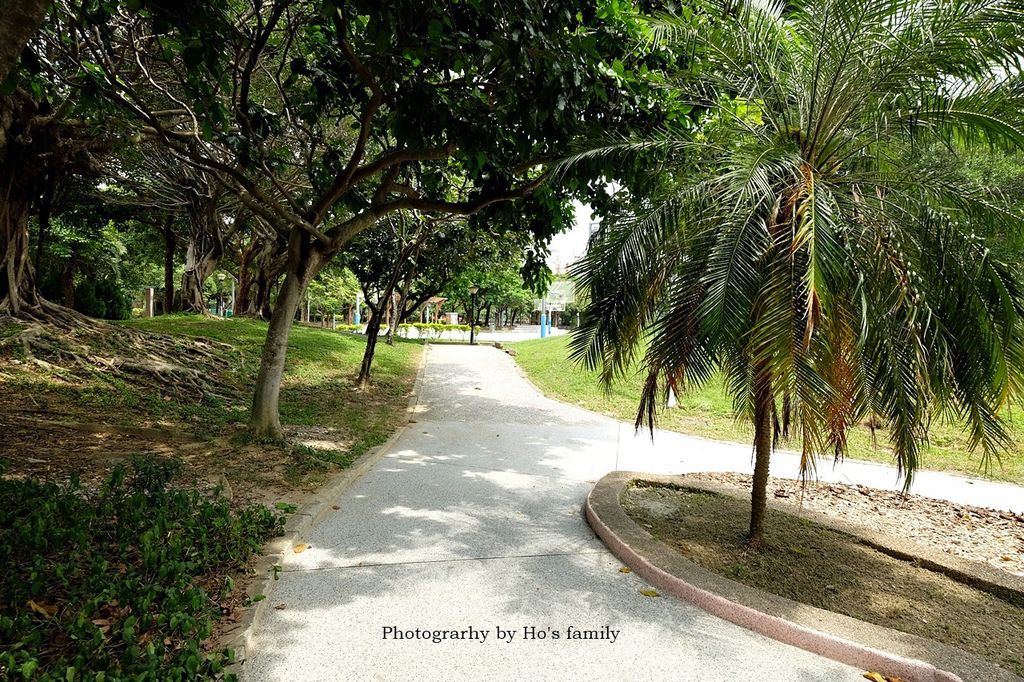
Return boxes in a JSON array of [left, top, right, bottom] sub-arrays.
[[570, 0, 1024, 547]]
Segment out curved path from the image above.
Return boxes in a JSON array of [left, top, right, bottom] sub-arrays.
[[242, 345, 867, 681]]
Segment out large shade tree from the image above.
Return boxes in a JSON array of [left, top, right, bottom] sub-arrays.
[[572, 0, 1024, 546], [55, 0, 666, 438]]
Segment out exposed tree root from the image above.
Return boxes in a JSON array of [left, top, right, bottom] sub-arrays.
[[0, 304, 244, 403]]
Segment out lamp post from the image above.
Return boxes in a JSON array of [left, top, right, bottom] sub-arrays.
[[469, 285, 479, 345]]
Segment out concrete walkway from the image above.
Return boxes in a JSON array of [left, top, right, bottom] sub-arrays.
[[243, 345, 877, 681], [241, 346, 1024, 679]]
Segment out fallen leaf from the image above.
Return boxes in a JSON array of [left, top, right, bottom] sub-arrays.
[[293, 543, 308, 553], [618, 567, 632, 574], [28, 600, 57, 618], [862, 673, 887, 682], [274, 603, 287, 610], [332, 505, 340, 510], [640, 589, 659, 598]]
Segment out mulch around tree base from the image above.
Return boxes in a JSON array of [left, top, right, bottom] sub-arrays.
[[621, 481, 1024, 678]]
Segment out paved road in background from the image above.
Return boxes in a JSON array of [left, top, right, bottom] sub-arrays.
[[242, 345, 867, 681]]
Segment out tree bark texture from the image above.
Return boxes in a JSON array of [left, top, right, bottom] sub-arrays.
[[0, 0, 50, 84], [0, 94, 41, 314], [0, 182, 37, 314]]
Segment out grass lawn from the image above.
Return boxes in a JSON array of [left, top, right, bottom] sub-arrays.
[[126, 315, 422, 451], [511, 335, 1024, 485]]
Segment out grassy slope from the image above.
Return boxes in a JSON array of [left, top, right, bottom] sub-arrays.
[[511, 335, 1024, 485], [125, 315, 423, 459], [1, 314, 423, 491]]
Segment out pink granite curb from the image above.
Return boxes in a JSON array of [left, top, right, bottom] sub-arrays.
[[586, 471, 974, 682]]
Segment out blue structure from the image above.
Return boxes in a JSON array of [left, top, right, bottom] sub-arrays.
[[540, 313, 547, 338]]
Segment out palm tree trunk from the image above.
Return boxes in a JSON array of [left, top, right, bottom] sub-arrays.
[[748, 366, 773, 548]]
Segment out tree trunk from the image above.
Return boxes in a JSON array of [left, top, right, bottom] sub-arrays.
[[235, 237, 258, 315], [358, 245, 411, 382], [180, 237, 223, 313], [358, 303, 384, 389], [1, 94, 40, 315], [254, 265, 278, 319], [387, 270, 415, 346], [179, 187, 228, 314], [59, 252, 74, 308], [249, 227, 325, 439], [180, 245, 209, 313], [238, 237, 287, 320], [162, 215, 176, 313], [748, 366, 774, 548], [0, 185, 38, 314], [0, 0, 51, 84]]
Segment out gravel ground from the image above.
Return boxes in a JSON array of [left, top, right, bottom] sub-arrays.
[[685, 472, 1024, 577]]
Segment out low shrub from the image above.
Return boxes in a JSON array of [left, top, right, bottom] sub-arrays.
[[396, 323, 470, 339], [0, 458, 283, 680]]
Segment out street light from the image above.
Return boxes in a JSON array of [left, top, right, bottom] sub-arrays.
[[469, 285, 479, 345]]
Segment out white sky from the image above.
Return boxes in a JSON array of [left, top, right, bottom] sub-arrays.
[[547, 201, 596, 274]]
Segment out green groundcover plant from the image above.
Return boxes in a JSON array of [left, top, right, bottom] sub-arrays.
[[0, 458, 283, 680]]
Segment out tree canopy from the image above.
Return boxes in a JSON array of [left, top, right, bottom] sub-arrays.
[[571, 0, 1024, 543]]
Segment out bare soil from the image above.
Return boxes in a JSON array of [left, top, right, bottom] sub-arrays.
[[622, 482, 1024, 677], [687, 472, 1024, 577], [0, 317, 415, 508]]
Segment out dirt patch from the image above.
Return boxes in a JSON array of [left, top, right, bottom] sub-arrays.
[[0, 317, 416, 509], [685, 472, 1024, 577], [621, 482, 1024, 677], [0, 416, 327, 510]]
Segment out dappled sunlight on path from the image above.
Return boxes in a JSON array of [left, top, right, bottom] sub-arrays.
[[239, 345, 871, 681]]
